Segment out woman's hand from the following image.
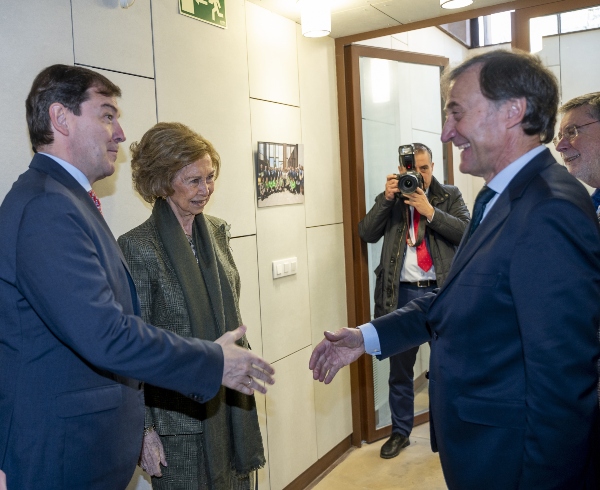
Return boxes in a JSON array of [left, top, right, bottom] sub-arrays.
[[139, 429, 167, 477]]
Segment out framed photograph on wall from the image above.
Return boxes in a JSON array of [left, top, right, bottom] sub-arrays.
[[256, 142, 304, 208]]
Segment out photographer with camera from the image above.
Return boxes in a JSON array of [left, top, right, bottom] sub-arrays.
[[358, 143, 469, 460]]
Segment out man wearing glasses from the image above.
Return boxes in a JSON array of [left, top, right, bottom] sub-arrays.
[[555, 92, 600, 410], [555, 92, 600, 217]]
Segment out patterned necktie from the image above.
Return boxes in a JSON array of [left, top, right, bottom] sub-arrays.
[[467, 185, 496, 238], [88, 189, 103, 215], [412, 208, 433, 272]]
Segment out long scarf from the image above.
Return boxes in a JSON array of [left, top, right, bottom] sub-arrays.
[[153, 199, 265, 483]]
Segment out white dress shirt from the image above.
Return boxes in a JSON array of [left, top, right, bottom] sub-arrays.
[[39, 152, 92, 192]]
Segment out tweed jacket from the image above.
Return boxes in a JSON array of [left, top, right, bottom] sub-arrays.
[[118, 213, 242, 435], [358, 176, 470, 318]]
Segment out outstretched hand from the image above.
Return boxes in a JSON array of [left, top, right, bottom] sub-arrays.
[[309, 328, 365, 384], [216, 325, 275, 395]]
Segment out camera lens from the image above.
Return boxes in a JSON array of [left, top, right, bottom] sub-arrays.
[[398, 173, 419, 194]]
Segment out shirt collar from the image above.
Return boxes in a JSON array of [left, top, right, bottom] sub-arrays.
[[486, 145, 546, 196], [39, 153, 92, 192]]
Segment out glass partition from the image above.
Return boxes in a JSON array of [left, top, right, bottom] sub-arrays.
[[357, 54, 445, 431]]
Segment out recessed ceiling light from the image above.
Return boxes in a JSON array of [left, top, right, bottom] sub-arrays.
[[440, 0, 473, 9]]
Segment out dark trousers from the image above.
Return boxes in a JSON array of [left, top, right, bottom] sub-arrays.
[[388, 282, 436, 436]]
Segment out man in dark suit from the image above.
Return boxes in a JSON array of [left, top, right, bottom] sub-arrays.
[[0, 64, 274, 490], [358, 143, 469, 459], [555, 92, 600, 410], [310, 50, 600, 489]]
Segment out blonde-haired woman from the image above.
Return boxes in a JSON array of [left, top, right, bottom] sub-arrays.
[[118, 122, 264, 489]]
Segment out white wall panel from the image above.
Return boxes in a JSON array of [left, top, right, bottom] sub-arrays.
[[230, 235, 263, 358], [152, 0, 256, 238], [538, 35, 560, 69], [409, 64, 442, 134], [256, 203, 311, 362], [0, 0, 73, 202], [92, 70, 155, 239], [251, 99, 311, 362], [266, 347, 318, 490], [253, 392, 271, 490], [407, 27, 467, 65], [297, 30, 343, 227], [306, 224, 352, 457], [312, 369, 352, 458], [307, 224, 348, 345], [71, 0, 154, 77], [559, 29, 600, 104], [246, 2, 300, 107]]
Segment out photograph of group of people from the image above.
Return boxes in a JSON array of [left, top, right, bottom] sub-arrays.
[[256, 141, 304, 207]]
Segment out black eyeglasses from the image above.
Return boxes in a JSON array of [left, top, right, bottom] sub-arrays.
[[553, 120, 600, 147]]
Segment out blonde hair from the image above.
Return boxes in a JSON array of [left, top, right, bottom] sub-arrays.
[[130, 122, 221, 204]]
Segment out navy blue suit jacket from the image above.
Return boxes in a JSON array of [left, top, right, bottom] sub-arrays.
[[0, 154, 224, 489], [373, 150, 600, 489]]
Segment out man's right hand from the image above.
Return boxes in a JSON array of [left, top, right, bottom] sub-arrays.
[[309, 328, 365, 384], [384, 174, 401, 201], [215, 325, 275, 395]]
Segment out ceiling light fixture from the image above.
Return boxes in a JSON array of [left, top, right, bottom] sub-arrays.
[[120, 0, 135, 8], [298, 0, 331, 38], [440, 0, 473, 9]]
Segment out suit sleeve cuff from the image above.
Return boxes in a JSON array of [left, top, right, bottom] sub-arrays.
[[358, 323, 381, 355]]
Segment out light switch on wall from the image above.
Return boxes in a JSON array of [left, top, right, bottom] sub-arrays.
[[272, 257, 298, 279]]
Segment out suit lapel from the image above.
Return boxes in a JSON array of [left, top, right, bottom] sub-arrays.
[[29, 153, 137, 293], [435, 149, 556, 295]]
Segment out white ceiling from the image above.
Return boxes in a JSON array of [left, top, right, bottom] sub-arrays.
[[246, 0, 515, 39]]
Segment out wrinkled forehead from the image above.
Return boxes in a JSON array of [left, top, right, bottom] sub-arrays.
[[560, 105, 595, 128]]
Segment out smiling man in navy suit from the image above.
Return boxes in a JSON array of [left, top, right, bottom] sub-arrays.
[[0, 64, 274, 490], [310, 50, 600, 489]]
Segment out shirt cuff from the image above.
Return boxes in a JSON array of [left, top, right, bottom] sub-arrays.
[[358, 323, 381, 356], [426, 208, 435, 223]]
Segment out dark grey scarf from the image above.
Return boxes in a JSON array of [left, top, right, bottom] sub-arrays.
[[153, 199, 265, 483]]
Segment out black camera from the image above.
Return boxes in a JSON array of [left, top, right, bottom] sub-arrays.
[[396, 144, 424, 195]]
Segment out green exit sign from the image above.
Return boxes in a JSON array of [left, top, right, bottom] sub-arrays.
[[179, 0, 227, 29]]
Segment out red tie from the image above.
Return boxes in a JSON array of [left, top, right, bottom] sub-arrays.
[[413, 209, 432, 272], [88, 189, 103, 215]]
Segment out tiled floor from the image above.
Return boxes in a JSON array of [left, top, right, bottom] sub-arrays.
[[308, 423, 447, 490]]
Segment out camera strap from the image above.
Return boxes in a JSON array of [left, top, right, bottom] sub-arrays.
[[405, 206, 427, 247]]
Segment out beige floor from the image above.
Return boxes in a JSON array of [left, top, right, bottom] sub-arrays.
[[308, 423, 447, 490]]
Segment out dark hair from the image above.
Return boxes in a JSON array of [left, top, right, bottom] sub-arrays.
[[413, 142, 433, 162], [559, 92, 600, 121], [442, 50, 559, 144], [26, 64, 121, 152], [130, 122, 221, 204]]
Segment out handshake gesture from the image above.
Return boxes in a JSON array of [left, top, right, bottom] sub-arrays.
[[216, 325, 275, 395], [309, 328, 366, 383]]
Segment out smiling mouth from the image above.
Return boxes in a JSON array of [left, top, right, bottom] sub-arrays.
[[564, 154, 580, 164], [191, 199, 207, 206], [457, 142, 471, 151]]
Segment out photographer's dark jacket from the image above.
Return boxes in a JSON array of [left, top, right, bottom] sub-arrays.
[[358, 176, 470, 318]]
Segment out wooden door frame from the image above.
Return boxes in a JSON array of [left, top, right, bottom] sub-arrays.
[[341, 44, 449, 444], [337, 0, 600, 446]]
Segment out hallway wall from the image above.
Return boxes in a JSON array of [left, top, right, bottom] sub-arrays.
[[0, 2, 351, 489]]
